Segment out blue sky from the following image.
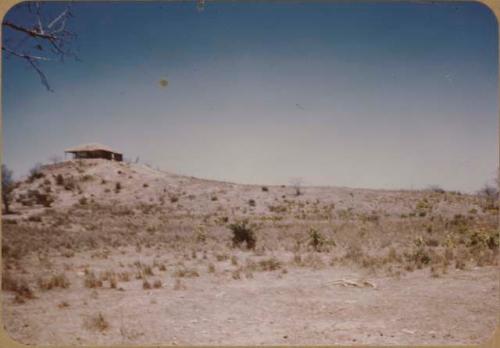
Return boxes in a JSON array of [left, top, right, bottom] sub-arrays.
[[2, 1, 498, 192]]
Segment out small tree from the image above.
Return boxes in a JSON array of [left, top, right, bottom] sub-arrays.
[[2, 165, 14, 214], [48, 155, 62, 164], [28, 163, 44, 182], [478, 183, 499, 210], [290, 178, 303, 196], [427, 185, 445, 194], [479, 184, 498, 199]]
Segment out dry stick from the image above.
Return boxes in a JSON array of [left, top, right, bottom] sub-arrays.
[[329, 279, 377, 289]]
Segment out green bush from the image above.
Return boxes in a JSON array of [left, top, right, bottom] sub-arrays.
[[228, 219, 256, 250], [308, 227, 325, 252]]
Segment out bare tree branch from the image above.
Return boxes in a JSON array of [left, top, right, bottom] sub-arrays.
[[2, 46, 52, 61], [2, 2, 77, 91], [27, 57, 52, 91], [3, 21, 57, 40]]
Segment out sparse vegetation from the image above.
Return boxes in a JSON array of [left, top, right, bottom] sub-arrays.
[[142, 280, 152, 289], [2, 273, 35, 301], [2, 164, 14, 214], [38, 273, 70, 290], [28, 163, 45, 182], [174, 267, 199, 278], [258, 257, 282, 271], [84, 271, 103, 289], [84, 313, 110, 332], [2, 158, 498, 344]]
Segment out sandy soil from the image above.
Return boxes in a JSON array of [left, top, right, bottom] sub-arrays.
[[2, 259, 497, 346]]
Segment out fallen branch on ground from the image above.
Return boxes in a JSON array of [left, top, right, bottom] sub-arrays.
[[329, 279, 377, 289]]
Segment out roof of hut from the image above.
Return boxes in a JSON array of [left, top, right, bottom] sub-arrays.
[[64, 143, 122, 154]]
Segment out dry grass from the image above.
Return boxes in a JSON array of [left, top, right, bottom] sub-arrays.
[[58, 301, 70, 309], [2, 273, 35, 301], [142, 280, 151, 289], [84, 271, 103, 289], [258, 257, 282, 271], [37, 273, 70, 290], [84, 312, 110, 332], [173, 278, 186, 290], [3, 161, 499, 308], [207, 263, 216, 273], [174, 267, 199, 278]]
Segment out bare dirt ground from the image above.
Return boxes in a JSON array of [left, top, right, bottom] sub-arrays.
[[2, 159, 498, 345]]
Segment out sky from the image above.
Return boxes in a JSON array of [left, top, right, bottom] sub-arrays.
[[2, 1, 498, 192]]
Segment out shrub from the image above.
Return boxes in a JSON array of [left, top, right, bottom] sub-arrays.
[[231, 255, 238, 266], [143, 265, 154, 276], [344, 243, 364, 263], [27, 215, 42, 222], [428, 185, 445, 194], [308, 228, 325, 252], [174, 268, 199, 278], [2, 273, 35, 300], [115, 182, 122, 193], [425, 238, 440, 247], [142, 280, 151, 289], [55, 174, 65, 186], [455, 258, 466, 270], [38, 273, 70, 290], [58, 301, 70, 309], [405, 245, 431, 269], [232, 269, 241, 280], [196, 228, 207, 243], [63, 177, 76, 191], [268, 205, 287, 213], [81, 174, 94, 182], [28, 163, 45, 182], [248, 199, 256, 207], [215, 253, 229, 262], [261, 186, 269, 192], [228, 219, 257, 250], [84, 271, 103, 288], [118, 272, 131, 282], [84, 313, 109, 332], [173, 278, 186, 291], [258, 257, 282, 271], [468, 228, 499, 251], [27, 189, 54, 207]]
